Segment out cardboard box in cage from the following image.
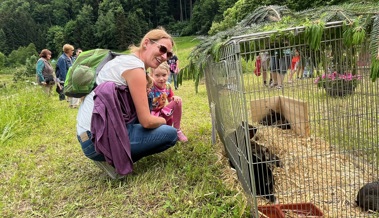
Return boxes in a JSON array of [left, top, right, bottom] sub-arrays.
[[250, 95, 310, 136]]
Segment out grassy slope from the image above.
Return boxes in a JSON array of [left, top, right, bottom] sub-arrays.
[[0, 37, 250, 218]]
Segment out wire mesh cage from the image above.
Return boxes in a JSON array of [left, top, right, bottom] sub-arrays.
[[204, 21, 379, 217]]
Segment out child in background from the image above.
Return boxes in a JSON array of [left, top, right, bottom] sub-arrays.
[[254, 54, 261, 77], [288, 49, 301, 83], [149, 62, 188, 142], [260, 51, 271, 86]]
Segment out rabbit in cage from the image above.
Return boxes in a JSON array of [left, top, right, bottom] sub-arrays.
[[259, 109, 291, 130], [226, 122, 280, 202], [251, 140, 282, 168], [356, 181, 379, 211], [252, 154, 277, 202]]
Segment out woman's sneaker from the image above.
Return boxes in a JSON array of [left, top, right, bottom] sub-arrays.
[[93, 161, 125, 179], [177, 130, 188, 142]]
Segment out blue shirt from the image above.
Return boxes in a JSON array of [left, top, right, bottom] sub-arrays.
[[56, 53, 73, 82]]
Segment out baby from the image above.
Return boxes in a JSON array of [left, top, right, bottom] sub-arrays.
[[149, 62, 188, 142]]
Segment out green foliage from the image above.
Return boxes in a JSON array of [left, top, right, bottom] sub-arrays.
[[68, 4, 96, 50], [209, 0, 254, 35], [304, 20, 325, 50], [11, 66, 30, 83], [95, 4, 117, 49], [0, 84, 54, 146], [25, 55, 38, 77], [188, 3, 379, 91], [46, 26, 65, 56], [189, 0, 221, 35], [0, 52, 5, 68], [0, 4, 40, 55], [121, 10, 147, 49], [241, 56, 255, 74], [0, 78, 251, 217], [0, 29, 6, 52], [0, 0, 197, 56], [166, 21, 190, 36], [114, 7, 131, 51], [343, 16, 369, 46], [7, 43, 38, 67]]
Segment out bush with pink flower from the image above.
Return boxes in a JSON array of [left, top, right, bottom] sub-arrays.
[[314, 72, 362, 96]]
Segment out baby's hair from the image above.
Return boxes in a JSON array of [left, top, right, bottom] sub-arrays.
[[151, 62, 170, 75]]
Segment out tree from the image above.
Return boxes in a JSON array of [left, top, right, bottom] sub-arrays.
[[95, 11, 117, 49], [122, 10, 147, 49], [0, 29, 6, 54], [189, 0, 220, 35], [0, 11, 40, 55], [115, 8, 131, 50], [67, 4, 96, 50], [46, 26, 65, 57], [7, 43, 38, 67], [0, 52, 6, 68]]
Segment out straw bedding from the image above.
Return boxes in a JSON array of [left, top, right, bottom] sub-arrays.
[[219, 126, 378, 217]]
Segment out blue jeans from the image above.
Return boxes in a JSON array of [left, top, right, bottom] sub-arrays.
[[168, 71, 178, 89], [78, 124, 177, 162]]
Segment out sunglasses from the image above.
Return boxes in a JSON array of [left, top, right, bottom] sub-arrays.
[[150, 40, 173, 58]]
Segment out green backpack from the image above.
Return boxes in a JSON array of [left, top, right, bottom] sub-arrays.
[[64, 49, 122, 98]]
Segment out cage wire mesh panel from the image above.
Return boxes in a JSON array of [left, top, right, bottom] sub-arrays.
[[204, 57, 257, 198], [205, 21, 379, 217]]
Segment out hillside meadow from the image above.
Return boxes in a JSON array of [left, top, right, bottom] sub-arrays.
[[0, 37, 251, 217]]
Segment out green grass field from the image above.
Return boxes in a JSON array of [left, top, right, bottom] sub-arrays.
[[0, 37, 251, 218]]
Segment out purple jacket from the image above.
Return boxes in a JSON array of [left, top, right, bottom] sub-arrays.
[[91, 82, 137, 175]]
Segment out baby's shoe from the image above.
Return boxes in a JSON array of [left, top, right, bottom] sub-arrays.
[[177, 130, 188, 142]]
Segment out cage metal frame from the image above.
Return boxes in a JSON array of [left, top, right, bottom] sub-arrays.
[[205, 20, 379, 217]]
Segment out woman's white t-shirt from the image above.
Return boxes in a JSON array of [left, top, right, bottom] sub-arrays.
[[76, 55, 145, 135]]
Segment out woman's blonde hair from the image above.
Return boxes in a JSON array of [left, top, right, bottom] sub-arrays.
[[146, 74, 153, 88], [129, 27, 174, 53], [63, 44, 74, 53]]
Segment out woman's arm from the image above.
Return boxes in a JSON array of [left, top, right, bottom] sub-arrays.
[[36, 60, 45, 83], [122, 69, 166, 129]]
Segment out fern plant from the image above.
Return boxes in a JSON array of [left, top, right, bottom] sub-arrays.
[[185, 3, 379, 91]]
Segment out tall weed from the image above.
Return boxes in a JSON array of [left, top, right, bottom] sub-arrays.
[[0, 84, 54, 145]]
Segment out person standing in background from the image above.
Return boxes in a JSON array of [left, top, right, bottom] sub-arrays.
[[167, 54, 179, 90], [260, 51, 271, 86], [56, 44, 74, 101], [288, 49, 301, 83], [69, 48, 83, 108], [72, 48, 83, 62], [36, 49, 55, 96]]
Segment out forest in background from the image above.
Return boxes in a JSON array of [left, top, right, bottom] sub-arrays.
[[0, 0, 365, 68]]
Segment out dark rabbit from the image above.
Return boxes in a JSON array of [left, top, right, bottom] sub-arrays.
[[225, 122, 255, 169], [251, 140, 282, 168], [225, 122, 280, 202], [260, 109, 291, 130], [357, 181, 379, 211], [252, 154, 276, 202], [241, 121, 258, 139]]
